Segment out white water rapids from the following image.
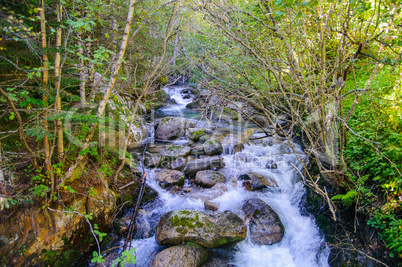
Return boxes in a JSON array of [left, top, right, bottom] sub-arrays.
[[116, 86, 329, 266]]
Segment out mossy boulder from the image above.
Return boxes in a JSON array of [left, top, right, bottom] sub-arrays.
[[242, 198, 284, 245], [239, 172, 277, 191], [203, 139, 223, 156], [155, 117, 185, 140], [155, 210, 246, 248], [151, 243, 208, 267], [187, 129, 206, 142], [154, 169, 185, 188]]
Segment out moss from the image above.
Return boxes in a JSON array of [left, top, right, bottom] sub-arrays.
[[177, 176, 185, 187], [169, 211, 205, 229], [189, 129, 206, 141], [168, 145, 181, 151]]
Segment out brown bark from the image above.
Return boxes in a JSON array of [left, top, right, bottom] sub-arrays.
[[61, 0, 139, 185]]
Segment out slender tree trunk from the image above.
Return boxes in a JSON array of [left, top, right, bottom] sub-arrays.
[[78, 36, 86, 106], [113, 3, 178, 183], [61, 0, 138, 185], [55, 0, 64, 167], [0, 88, 39, 170], [39, 0, 53, 181]]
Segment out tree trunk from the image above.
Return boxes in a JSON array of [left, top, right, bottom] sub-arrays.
[[61, 0, 139, 185], [39, 0, 53, 181]]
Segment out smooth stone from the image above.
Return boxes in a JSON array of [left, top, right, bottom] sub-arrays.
[[170, 157, 187, 171], [184, 156, 225, 177], [203, 138, 223, 156], [239, 172, 277, 191], [154, 169, 185, 188], [242, 198, 284, 245], [204, 201, 219, 211], [151, 243, 209, 267], [155, 117, 185, 140], [194, 170, 226, 188]]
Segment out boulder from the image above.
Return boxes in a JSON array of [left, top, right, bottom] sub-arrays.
[[198, 135, 210, 143], [239, 172, 277, 191], [203, 139, 223, 156], [186, 100, 205, 109], [0, 178, 116, 265], [151, 243, 209, 267], [241, 198, 284, 245], [204, 201, 219, 211], [154, 169, 185, 188], [190, 145, 206, 158], [127, 123, 149, 148], [233, 143, 245, 154], [160, 145, 192, 159], [187, 129, 206, 142], [184, 156, 225, 177], [144, 152, 164, 168], [170, 157, 187, 171], [155, 117, 185, 140], [194, 170, 226, 188], [155, 210, 247, 248], [191, 183, 227, 202]]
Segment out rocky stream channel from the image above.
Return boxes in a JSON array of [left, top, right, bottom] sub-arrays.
[[108, 86, 330, 266]]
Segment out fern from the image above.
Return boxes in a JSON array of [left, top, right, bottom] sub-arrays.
[[331, 190, 358, 206]]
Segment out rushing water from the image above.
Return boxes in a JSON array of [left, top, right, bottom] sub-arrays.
[[117, 86, 329, 266]]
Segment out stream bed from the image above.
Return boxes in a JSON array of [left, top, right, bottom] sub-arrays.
[[117, 86, 330, 266]]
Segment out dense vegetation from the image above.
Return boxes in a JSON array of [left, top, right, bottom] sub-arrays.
[[0, 0, 401, 265]]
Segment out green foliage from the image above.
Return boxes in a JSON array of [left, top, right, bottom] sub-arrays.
[[112, 247, 136, 267], [368, 201, 402, 258], [91, 251, 105, 264], [331, 190, 358, 206], [93, 224, 107, 242]]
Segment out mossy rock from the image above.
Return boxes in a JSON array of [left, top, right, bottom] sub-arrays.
[[188, 129, 206, 141], [155, 210, 246, 248]]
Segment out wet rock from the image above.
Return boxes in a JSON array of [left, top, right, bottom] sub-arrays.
[[204, 201, 219, 211], [198, 135, 210, 143], [266, 160, 278, 169], [155, 210, 247, 248], [190, 145, 206, 158], [186, 100, 205, 109], [170, 157, 187, 171], [151, 243, 209, 267], [242, 198, 284, 245], [239, 172, 277, 191], [155, 117, 185, 140], [190, 183, 227, 202], [194, 170, 226, 188], [187, 129, 206, 142], [155, 169, 185, 188], [144, 152, 164, 168], [200, 257, 230, 267], [233, 143, 245, 153], [203, 139, 223, 156], [160, 145, 192, 159], [184, 156, 225, 177], [183, 187, 193, 193]]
